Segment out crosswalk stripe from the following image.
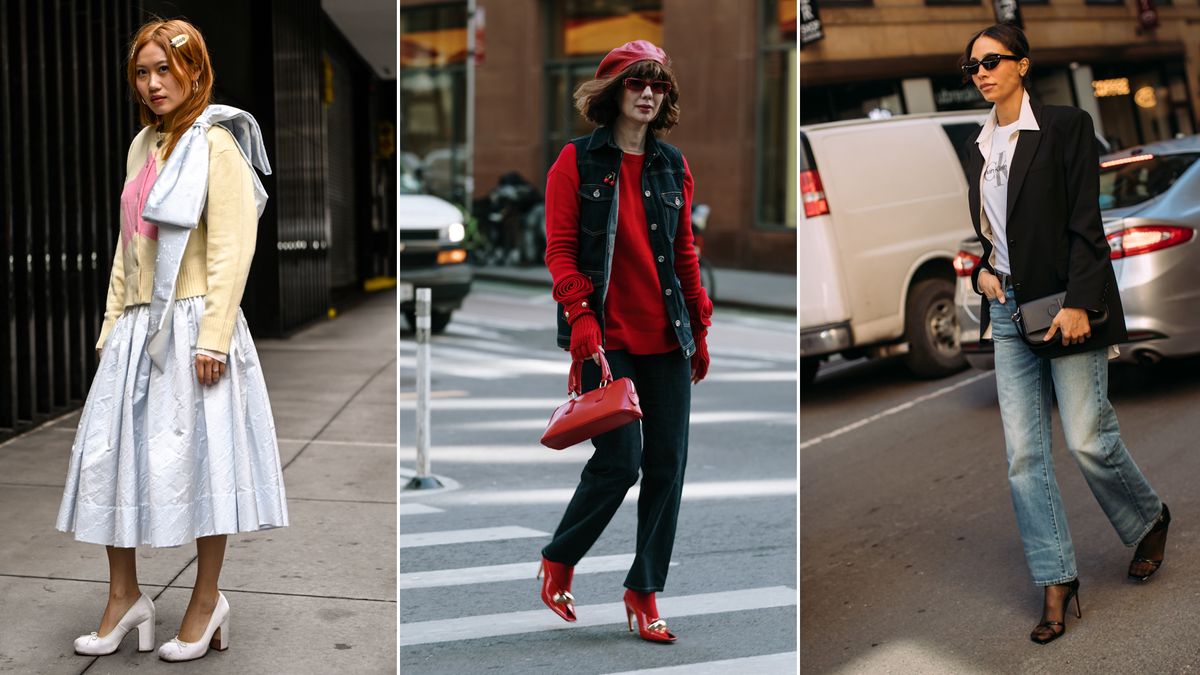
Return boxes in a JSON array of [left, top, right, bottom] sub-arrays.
[[453, 410, 795, 432], [451, 313, 550, 332], [399, 526, 548, 549], [398, 354, 564, 380], [701, 355, 776, 369], [428, 479, 796, 506], [404, 334, 794, 367], [603, 652, 798, 675], [399, 586, 796, 646], [399, 554, 674, 590], [419, 343, 564, 366], [704, 370, 796, 382], [435, 335, 564, 358], [398, 504, 444, 516], [398, 445, 580, 464], [398, 398, 563, 411]]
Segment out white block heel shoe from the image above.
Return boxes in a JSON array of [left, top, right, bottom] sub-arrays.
[[158, 591, 230, 662], [73, 593, 156, 656]]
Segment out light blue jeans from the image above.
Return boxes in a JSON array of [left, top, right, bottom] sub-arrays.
[[990, 286, 1162, 586]]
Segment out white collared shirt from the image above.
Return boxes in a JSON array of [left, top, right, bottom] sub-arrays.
[[976, 89, 1040, 276]]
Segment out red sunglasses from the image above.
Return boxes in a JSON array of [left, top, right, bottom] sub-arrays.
[[623, 77, 672, 95]]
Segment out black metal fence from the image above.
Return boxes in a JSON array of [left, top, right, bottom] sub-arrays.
[[1, 0, 139, 440], [256, 0, 331, 334]]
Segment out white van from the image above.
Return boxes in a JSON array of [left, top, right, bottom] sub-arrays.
[[799, 112, 988, 384]]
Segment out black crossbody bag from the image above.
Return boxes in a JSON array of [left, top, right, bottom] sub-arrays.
[[1011, 291, 1109, 349]]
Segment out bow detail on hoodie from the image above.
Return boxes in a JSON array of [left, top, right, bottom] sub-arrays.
[[142, 105, 272, 370]]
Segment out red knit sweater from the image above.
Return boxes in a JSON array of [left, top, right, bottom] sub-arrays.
[[544, 142, 703, 355]]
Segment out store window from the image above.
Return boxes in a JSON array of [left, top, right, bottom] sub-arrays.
[[544, 0, 664, 171], [1091, 62, 1196, 150], [930, 74, 988, 112], [800, 79, 906, 125], [549, 0, 663, 57], [758, 0, 797, 229], [400, 3, 468, 203]]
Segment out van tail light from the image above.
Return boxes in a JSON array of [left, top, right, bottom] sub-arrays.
[[801, 169, 829, 217], [1107, 225, 1194, 259], [953, 250, 981, 277]]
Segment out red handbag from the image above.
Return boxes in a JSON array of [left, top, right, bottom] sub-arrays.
[[540, 353, 642, 450]]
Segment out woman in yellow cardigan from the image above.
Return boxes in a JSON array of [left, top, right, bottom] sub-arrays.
[[56, 18, 287, 662]]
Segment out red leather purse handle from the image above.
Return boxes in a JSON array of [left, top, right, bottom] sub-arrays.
[[568, 353, 614, 396]]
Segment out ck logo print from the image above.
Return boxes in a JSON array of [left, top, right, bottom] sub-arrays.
[[985, 150, 1009, 188]]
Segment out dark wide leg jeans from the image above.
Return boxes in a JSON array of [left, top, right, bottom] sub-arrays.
[[541, 349, 691, 593]]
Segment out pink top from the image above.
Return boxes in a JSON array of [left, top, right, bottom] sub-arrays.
[[120, 151, 159, 249]]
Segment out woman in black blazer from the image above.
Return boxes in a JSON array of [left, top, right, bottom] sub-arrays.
[[960, 24, 1171, 645]]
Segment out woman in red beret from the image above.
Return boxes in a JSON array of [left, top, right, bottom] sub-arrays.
[[538, 39, 712, 644]]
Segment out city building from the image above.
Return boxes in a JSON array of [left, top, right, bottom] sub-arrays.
[[800, 0, 1199, 149], [401, 0, 798, 273]]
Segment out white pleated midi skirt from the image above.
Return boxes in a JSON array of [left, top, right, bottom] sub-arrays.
[[56, 296, 289, 548]]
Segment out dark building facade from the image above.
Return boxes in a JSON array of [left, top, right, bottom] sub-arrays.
[[0, 0, 396, 441], [800, 0, 1199, 150], [401, 0, 798, 273]]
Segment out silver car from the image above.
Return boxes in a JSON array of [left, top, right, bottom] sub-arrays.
[[956, 134, 1200, 369]]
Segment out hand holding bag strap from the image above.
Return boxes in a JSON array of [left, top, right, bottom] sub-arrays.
[[568, 354, 615, 396], [596, 352, 614, 385]]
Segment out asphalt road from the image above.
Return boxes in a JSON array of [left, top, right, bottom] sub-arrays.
[[800, 354, 1200, 673], [399, 280, 798, 674]]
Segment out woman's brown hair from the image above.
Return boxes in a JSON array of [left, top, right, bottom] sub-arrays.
[[574, 60, 680, 133], [127, 18, 214, 159]]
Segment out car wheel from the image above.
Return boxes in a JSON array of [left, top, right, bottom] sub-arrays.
[[903, 278, 966, 378], [801, 357, 819, 386], [431, 310, 452, 334]]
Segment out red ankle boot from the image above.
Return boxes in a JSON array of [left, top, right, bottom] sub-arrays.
[[623, 589, 676, 643], [537, 557, 576, 622]]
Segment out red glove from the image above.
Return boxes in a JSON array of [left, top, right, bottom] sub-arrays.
[[687, 288, 713, 336], [691, 332, 709, 383], [688, 288, 713, 384], [569, 313, 603, 363]]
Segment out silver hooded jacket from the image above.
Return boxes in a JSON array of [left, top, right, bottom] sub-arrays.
[[141, 104, 272, 369]]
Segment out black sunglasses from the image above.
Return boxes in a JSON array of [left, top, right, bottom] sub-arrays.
[[961, 53, 1022, 76]]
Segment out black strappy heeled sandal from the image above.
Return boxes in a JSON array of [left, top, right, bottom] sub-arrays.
[[1030, 578, 1081, 645], [1129, 503, 1171, 582]]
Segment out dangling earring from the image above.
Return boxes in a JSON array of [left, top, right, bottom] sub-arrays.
[[193, 81, 199, 93]]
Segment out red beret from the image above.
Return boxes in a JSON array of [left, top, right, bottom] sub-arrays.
[[595, 40, 668, 80]]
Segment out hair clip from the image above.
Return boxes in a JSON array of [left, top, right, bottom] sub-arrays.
[[170, 34, 189, 49]]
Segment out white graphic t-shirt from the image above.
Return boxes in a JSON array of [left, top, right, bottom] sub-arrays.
[[982, 119, 1021, 275]]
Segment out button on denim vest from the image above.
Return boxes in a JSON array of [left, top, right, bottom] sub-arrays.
[[555, 125, 695, 359]]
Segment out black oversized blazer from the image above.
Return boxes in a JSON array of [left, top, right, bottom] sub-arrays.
[[964, 96, 1127, 359]]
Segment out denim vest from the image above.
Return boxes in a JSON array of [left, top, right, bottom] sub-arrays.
[[555, 125, 695, 359]]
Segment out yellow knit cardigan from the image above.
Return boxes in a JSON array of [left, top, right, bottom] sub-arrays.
[[97, 124, 258, 354]]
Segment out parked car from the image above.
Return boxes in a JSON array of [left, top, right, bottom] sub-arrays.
[[955, 134, 1200, 369], [400, 178, 473, 333], [800, 111, 990, 384]]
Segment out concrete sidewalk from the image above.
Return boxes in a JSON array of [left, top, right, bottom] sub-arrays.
[[474, 263, 796, 314], [0, 291, 397, 674]]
